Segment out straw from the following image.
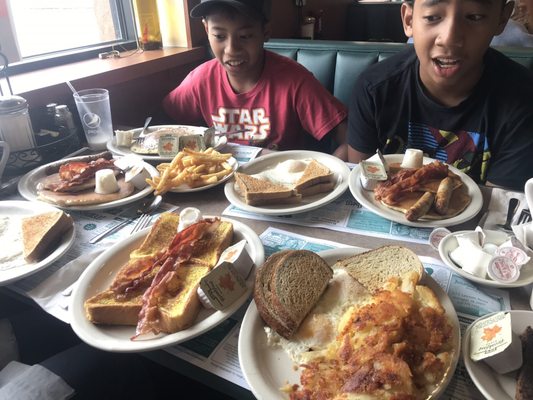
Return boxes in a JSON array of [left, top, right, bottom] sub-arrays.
[[66, 80, 77, 95]]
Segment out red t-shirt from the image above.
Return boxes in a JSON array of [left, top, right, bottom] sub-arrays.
[[163, 50, 347, 150]]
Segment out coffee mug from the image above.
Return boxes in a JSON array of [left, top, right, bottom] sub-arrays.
[[525, 177, 533, 214], [0, 141, 10, 184]]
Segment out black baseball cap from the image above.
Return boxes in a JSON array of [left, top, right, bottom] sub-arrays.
[[190, 0, 271, 21]]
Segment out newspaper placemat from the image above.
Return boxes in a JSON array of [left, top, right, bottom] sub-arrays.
[[223, 191, 433, 244]]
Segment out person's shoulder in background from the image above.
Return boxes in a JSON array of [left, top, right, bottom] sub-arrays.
[[491, 19, 533, 47]]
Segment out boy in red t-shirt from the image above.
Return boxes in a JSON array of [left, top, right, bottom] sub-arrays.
[[162, 0, 348, 158]]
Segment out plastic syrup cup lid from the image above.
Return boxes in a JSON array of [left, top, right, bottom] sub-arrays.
[[430, 227, 452, 251], [487, 256, 520, 283]]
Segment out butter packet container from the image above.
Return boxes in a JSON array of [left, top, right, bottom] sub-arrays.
[[158, 134, 179, 157], [178, 134, 206, 152], [360, 160, 388, 190], [469, 312, 523, 374]]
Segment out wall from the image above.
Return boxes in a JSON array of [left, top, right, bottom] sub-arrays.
[[187, 0, 354, 44]]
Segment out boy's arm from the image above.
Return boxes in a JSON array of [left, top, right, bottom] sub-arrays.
[[347, 146, 372, 164], [331, 120, 348, 161]]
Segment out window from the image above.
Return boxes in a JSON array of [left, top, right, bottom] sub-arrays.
[[0, 0, 136, 72]]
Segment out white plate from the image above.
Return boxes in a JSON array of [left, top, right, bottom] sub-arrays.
[[463, 310, 533, 400], [107, 124, 228, 161], [70, 217, 265, 353], [239, 247, 461, 400], [0, 201, 75, 286], [17, 155, 158, 211], [168, 156, 238, 193], [349, 154, 483, 227], [439, 229, 533, 288], [224, 150, 350, 216]]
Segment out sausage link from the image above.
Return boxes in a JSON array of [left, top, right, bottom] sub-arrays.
[[405, 192, 435, 221], [434, 177, 453, 215]]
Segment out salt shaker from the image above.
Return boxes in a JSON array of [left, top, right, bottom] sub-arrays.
[[0, 95, 36, 152]]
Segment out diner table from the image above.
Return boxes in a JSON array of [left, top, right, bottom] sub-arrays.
[[1, 147, 532, 400]]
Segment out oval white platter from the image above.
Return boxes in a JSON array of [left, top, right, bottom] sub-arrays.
[[238, 247, 461, 400], [70, 216, 264, 352], [224, 150, 350, 216], [349, 154, 483, 228], [0, 201, 75, 286], [107, 124, 227, 162]]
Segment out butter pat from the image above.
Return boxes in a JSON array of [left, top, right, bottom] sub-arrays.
[[470, 312, 523, 374], [449, 239, 492, 278], [360, 160, 388, 190], [401, 148, 424, 169], [216, 240, 254, 279], [113, 154, 144, 171], [177, 207, 201, 232], [94, 169, 119, 194], [115, 129, 134, 147], [125, 165, 149, 189]]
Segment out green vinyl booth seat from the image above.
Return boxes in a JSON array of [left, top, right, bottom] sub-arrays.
[[264, 39, 533, 106]]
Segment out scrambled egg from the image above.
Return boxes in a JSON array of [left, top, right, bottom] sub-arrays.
[[286, 272, 454, 400]]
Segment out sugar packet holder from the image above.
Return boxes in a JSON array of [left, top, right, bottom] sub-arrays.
[[197, 240, 254, 310]]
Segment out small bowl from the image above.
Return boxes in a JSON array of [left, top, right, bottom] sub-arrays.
[[438, 229, 533, 288]]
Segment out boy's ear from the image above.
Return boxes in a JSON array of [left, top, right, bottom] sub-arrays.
[[495, 1, 514, 35], [401, 3, 414, 38], [263, 22, 272, 42], [202, 18, 209, 34]]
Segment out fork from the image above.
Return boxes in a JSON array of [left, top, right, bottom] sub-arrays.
[[130, 213, 153, 234], [518, 208, 532, 224], [132, 116, 152, 146]]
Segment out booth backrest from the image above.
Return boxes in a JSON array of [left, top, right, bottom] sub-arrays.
[[264, 39, 533, 106]]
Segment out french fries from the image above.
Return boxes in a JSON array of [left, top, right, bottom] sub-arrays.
[[147, 148, 234, 195]]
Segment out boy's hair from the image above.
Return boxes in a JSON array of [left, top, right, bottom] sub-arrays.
[[190, 0, 271, 23], [403, 0, 508, 8]]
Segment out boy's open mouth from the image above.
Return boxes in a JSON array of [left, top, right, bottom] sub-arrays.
[[225, 60, 245, 67], [434, 58, 459, 68], [432, 57, 460, 77]]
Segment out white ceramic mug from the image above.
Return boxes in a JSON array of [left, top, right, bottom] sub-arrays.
[[0, 141, 10, 184]]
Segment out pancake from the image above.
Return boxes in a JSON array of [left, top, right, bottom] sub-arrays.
[[37, 177, 135, 206], [381, 183, 471, 220]]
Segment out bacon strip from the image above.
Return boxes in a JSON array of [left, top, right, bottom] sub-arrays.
[[132, 219, 218, 339], [50, 158, 118, 191], [375, 161, 448, 205]]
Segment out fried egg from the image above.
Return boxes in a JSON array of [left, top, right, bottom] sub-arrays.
[[252, 159, 310, 187], [266, 269, 370, 364]]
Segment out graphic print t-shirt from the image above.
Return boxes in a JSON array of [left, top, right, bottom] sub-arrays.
[[163, 50, 347, 151], [348, 47, 533, 190]]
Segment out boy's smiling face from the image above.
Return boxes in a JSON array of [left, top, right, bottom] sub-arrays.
[[204, 12, 270, 93], [402, 0, 513, 106]]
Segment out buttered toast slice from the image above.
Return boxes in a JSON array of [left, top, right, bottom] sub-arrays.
[[85, 218, 233, 329], [22, 210, 73, 262], [234, 172, 302, 206]]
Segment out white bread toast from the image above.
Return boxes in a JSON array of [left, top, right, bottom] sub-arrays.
[[22, 210, 73, 262], [254, 250, 332, 339], [293, 159, 335, 196], [85, 215, 233, 333], [234, 172, 301, 206], [332, 245, 425, 293]]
